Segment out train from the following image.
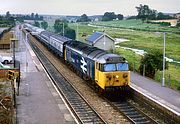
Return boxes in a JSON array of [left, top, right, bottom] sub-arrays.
[[23, 23, 130, 92]]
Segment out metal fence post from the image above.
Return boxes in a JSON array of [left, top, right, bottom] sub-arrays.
[[143, 64, 145, 76], [168, 74, 171, 87]]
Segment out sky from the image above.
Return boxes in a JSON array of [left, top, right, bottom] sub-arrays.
[[0, 0, 179, 16]]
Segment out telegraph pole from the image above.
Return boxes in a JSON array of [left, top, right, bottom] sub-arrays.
[[103, 30, 105, 50], [76, 23, 78, 40], [62, 23, 64, 36]]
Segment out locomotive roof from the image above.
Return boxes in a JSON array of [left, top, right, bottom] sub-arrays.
[[66, 40, 124, 63], [41, 31, 54, 38], [41, 31, 71, 42], [95, 53, 125, 64]]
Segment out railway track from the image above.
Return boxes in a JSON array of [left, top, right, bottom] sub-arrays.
[[111, 100, 158, 124], [28, 37, 106, 124]]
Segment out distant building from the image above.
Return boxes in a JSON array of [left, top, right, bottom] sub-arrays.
[[94, 18, 99, 22], [0, 30, 13, 49], [86, 32, 115, 51], [151, 19, 178, 27], [174, 13, 180, 19]]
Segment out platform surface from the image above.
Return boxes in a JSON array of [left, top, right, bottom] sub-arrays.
[[131, 72, 180, 114], [15, 26, 76, 124]]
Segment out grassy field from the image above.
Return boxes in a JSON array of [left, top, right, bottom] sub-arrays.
[[48, 19, 180, 90], [69, 21, 180, 61], [90, 19, 180, 34]]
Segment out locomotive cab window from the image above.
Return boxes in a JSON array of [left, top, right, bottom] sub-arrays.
[[116, 63, 129, 71], [103, 63, 129, 72], [103, 64, 116, 72]]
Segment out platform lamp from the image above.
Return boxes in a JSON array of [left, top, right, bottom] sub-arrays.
[[25, 32, 30, 72], [162, 32, 166, 87], [10, 38, 18, 68]]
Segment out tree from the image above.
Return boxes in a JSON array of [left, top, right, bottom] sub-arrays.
[[41, 21, 48, 29], [34, 21, 40, 27], [176, 22, 180, 27], [136, 4, 157, 21], [149, 9, 157, 20], [64, 27, 76, 40], [31, 13, 34, 19], [6, 11, 10, 18], [116, 14, 123, 20], [139, 50, 168, 79], [35, 13, 39, 20], [54, 19, 68, 34], [102, 12, 123, 21], [39, 16, 44, 20], [77, 14, 91, 22], [156, 12, 174, 20], [102, 12, 116, 21]]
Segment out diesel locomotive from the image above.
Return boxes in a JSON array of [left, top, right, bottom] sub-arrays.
[[24, 24, 130, 91]]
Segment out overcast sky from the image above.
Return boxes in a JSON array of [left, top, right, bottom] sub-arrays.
[[0, 0, 179, 16]]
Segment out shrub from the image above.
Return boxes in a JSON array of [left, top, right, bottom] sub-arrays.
[[147, 21, 171, 26], [160, 22, 171, 26], [176, 23, 180, 27]]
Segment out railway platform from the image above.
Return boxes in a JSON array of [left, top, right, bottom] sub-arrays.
[[15, 27, 76, 124], [131, 72, 180, 115]]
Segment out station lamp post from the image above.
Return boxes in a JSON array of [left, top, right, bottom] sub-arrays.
[[103, 30, 106, 50], [162, 32, 166, 87], [76, 23, 79, 40], [62, 23, 64, 36], [25, 32, 30, 72], [10, 38, 18, 68]]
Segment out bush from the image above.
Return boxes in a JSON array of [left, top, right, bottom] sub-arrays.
[[160, 22, 171, 26], [176, 23, 180, 27], [147, 21, 171, 26], [139, 50, 168, 79], [178, 86, 180, 91]]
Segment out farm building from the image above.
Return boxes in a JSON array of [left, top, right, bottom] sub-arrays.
[[174, 13, 180, 19], [86, 32, 115, 51], [0, 29, 13, 49], [0, 28, 10, 39], [150, 19, 179, 27]]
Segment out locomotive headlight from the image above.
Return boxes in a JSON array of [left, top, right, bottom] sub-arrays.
[[123, 73, 128, 78], [106, 75, 109, 78], [115, 75, 119, 78]]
